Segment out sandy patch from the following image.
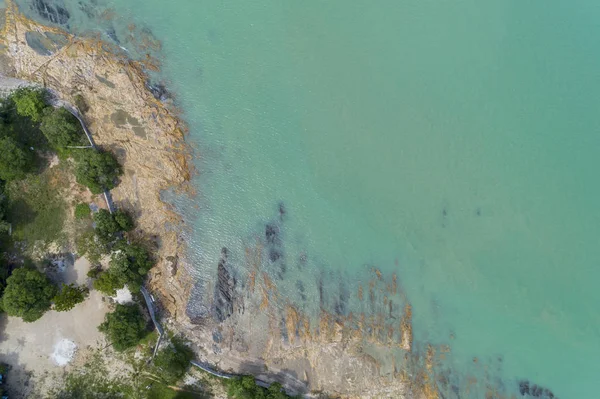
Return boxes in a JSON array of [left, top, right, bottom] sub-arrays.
[[51, 339, 77, 366]]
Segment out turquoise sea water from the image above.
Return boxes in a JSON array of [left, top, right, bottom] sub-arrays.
[[16, 1, 600, 397]]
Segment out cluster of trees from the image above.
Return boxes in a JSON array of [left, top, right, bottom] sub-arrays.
[[0, 267, 88, 322], [75, 206, 154, 295], [0, 87, 122, 193], [0, 87, 122, 323], [226, 376, 293, 399]]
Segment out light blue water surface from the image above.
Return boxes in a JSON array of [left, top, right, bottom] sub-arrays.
[[16, 0, 600, 397]]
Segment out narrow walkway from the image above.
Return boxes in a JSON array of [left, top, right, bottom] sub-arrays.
[[189, 361, 271, 389], [140, 286, 164, 359]]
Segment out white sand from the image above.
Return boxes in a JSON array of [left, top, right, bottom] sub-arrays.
[[51, 339, 77, 366], [112, 286, 133, 304]]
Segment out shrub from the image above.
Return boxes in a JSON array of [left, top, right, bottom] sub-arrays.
[[11, 86, 48, 122], [74, 150, 121, 194], [53, 283, 88, 312], [0, 136, 34, 181], [153, 338, 194, 384], [74, 203, 91, 220], [40, 107, 86, 149], [98, 303, 147, 351], [1, 267, 57, 322]]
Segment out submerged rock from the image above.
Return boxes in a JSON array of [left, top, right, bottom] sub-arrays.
[[518, 380, 556, 398], [213, 247, 235, 322], [145, 81, 171, 101], [32, 0, 70, 25]]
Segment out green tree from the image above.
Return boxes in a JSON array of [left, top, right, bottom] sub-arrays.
[[98, 303, 147, 352], [1, 267, 57, 322], [113, 209, 134, 232], [93, 209, 121, 244], [74, 203, 91, 219], [153, 338, 194, 384], [0, 136, 34, 181], [11, 86, 47, 122], [40, 107, 85, 149], [74, 150, 121, 194], [53, 283, 88, 312], [92, 269, 122, 296]]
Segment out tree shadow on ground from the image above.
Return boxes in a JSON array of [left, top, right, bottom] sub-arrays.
[[0, 350, 36, 399], [238, 360, 309, 396]]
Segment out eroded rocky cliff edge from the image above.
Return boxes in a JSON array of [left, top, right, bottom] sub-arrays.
[[0, 3, 434, 398]]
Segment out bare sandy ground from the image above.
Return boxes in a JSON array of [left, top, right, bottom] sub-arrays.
[[0, 257, 110, 398]]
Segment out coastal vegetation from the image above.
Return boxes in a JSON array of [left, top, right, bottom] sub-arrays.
[[0, 86, 125, 324], [40, 106, 87, 150], [74, 149, 122, 193], [226, 376, 292, 399]]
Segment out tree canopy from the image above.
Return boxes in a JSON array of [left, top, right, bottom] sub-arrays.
[[93, 209, 133, 244], [1, 267, 57, 322], [74, 150, 122, 194], [93, 209, 121, 244], [98, 303, 147, 352], [53, 283, 88, 312], [40, 107, 85, 149], [11, 87, 48, 122], [0, 136, 34, 181]]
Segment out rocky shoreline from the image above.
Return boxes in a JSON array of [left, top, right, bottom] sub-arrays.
[[0, 3, 422, 398]]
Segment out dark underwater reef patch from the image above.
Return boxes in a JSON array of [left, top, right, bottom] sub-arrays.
[[213, 247, 235, 322], [31, 0, 70, 25], [519, 380, 557, 398]]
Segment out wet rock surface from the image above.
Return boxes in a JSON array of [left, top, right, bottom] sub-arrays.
[[31, 0, 69, 25], [519, 380, 557, 398], [213, 247, 235, 322]]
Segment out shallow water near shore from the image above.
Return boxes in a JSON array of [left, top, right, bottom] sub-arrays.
[[15, 0, 600, 397]]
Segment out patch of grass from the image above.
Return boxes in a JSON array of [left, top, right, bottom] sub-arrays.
[[48, 350, 133, 399], [5, 168, 66, 249], [74, 202, 91, 219]]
